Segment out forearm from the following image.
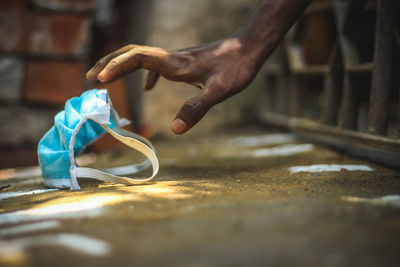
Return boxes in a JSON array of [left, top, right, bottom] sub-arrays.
[[234, 0, 311, 66]]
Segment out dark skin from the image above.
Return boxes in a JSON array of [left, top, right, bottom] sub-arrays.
[[87, 0, 311, 134]]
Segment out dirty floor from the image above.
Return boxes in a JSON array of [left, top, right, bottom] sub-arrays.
[[0, 129, 399, 267]]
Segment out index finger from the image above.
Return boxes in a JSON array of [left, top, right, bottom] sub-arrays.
[[97, 47, 183, 83], [86, 45, 136, 81]]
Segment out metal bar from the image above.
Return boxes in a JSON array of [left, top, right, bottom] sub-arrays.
[[276, 77, 289, 114], [260, 112, 400, 168], [264, 74, 277, 112], [368, 0, 394, 135], [397, 75, 400, 139], [288, 75, 302, 116], [321, 44, 342, 125], [338, 73, 358, 129], [265, 45, 288, 114], [322, 73, 341, 125]]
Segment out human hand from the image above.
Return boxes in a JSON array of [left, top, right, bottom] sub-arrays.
[[86, 39, 260, 134], [86, 0, 311, 134]]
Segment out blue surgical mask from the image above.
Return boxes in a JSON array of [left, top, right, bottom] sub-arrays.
[[37, 89, 158, 190]]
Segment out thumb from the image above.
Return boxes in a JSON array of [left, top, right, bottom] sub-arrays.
[[171, 90, 216, 134]]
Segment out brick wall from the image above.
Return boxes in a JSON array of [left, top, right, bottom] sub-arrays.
[[0, 0, 136, 168]]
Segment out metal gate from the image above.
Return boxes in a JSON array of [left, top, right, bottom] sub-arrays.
[[260, 0, 400, 168]]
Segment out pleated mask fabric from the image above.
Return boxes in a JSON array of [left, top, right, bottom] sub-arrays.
[[37, 89, 159, 190]]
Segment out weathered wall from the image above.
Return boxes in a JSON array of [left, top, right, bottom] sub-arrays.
[[0, 0, 135, 165], [0, 0, 120, 167], [0, 0, 93, 151]]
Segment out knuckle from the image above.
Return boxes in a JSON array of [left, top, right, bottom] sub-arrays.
[[107, 59, 118, 69], [133, 51, 144, 60], [127, 49, 143, 62], [106, 59, 124, 76], [108, 59, 119, 68], [95, 59, 105, 68], [183, 100, 203, 115]]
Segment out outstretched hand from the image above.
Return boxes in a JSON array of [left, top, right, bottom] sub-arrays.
[[86, 39, 259, 134], [86, 0, 311, 134]]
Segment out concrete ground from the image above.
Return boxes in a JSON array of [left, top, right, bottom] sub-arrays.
[[0, 129, 399, 267]]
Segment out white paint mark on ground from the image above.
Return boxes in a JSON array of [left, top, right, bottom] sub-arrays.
[[0, 233, 111, 257], [0, 201, 103, 225], [342, 195, 400, 207], [289, 164, 373, 173], [0, 194, 133, 225], [0, 166, 41, 180], [0, 189, 58, 200], [0, 221, 60, 237], [8, 177, 43, 186], [250, 144, 314, 158], [232, 133, 296, 147]]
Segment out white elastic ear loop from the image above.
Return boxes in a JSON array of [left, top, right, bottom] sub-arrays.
[[102, 126, 154, 176], [75, 124, 159, 185]]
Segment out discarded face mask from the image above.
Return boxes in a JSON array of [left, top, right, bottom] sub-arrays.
[[37, 89, 159, 190]]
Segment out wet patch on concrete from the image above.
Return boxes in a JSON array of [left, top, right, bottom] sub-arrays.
[[0, 189, 58, 200]]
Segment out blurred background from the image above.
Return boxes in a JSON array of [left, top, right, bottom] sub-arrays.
[[0, 0, 399, 168], [0, 0, 262, 168]]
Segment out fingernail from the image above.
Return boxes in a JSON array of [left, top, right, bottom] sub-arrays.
[[171, 119, 187, 134], [98, 72, 106, 82]]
